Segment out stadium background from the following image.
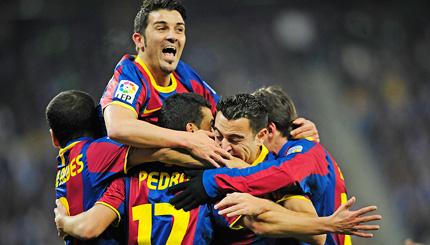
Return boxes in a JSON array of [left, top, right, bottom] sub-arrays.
[[0, 0, 429, 244]]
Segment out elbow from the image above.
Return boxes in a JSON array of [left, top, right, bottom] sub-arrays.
[[106, 124, 127, 143], [77, 223, 101, 240], [310, 234, 326, 245]]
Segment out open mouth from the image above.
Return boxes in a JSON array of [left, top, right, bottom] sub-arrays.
[[162, 46, 177, 60]]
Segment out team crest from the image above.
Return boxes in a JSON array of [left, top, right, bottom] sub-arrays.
[[287, 145, 303, 155], [115, 80, 137, 103]]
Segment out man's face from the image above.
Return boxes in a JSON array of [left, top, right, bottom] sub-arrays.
[[141, 9, 186, 75], [213, 112, 263, 165]]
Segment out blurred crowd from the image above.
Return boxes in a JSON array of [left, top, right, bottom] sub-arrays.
[[0, 0, 428, 244]]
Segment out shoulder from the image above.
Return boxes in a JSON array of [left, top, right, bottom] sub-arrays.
[[285, 138, 323, 156]]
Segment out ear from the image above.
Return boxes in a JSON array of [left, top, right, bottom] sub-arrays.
[[132, 33, 145, 51], [50, 129, 61, 148], [256, 128, 268, 146], [186, 123, 199, 133], [266, 122, 276, 140]]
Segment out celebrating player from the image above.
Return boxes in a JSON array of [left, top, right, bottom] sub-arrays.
[[169, 91, 381, 244]]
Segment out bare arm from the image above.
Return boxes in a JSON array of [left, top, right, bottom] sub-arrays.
[[54, 200, 117, 240], [127, 147, 221, 170], [104, 104, 231, 166], [215, 193, 380, 238]]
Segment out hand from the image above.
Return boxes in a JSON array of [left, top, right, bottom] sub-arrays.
[[290, 118, 320, 142], [168, 170, 211, 211], [329, 197, 381, 237], [186, 130, 232, 168], [214, 192, 274, 217], [54, 199, 69, 238]]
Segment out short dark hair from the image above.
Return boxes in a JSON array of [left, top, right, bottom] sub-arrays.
[[134, 0, 187, 35], [158, 92, 212, 131], [252, 86, 298, 138], [216, 93, 268, 134], [46, 90, 101, 147]]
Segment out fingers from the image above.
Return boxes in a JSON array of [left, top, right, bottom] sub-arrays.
[[169, 190, 192, 209], [354, 205, 378, 216], [291, 118, 319, 142], [214, 147, 233, 160], [350, 231, 374, 238], [356, 214, 382, 223], [353, 224, 380, 231], [343, 196, 356, 210], [167, 181, 187, 194]]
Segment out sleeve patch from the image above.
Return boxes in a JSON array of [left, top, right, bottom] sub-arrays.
[[286, 145, 303, 155], [115, 80, 138, 103]]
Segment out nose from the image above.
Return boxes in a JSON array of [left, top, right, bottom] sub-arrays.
[[220, 138, 232, 153], [166, 29, 177, 41]]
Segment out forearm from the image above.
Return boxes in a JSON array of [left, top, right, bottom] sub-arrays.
[[127, 147, 213, 169], [245, 210, 331, 238], [59, 204, 117, 240], [107, 117, 189, 148]]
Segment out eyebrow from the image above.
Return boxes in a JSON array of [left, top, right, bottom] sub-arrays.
[[153, 21, 185, 27], [213, 127, 244, 140]]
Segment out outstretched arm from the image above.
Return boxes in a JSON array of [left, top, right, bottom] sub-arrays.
[[215, 193, 381, 238], [54, 200, 117, 240]]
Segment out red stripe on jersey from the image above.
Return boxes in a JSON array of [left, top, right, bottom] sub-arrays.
[[214, 145, 330, 197], [66, 144, 85, 215], [188, 79, 217, 115]]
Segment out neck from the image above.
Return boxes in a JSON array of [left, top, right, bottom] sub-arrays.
[[139, 53, 171, 87], [269, 133, 288, 155]]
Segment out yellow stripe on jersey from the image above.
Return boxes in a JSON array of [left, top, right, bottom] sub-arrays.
[[251, 145, 269, 166], [276, 194, 312, 204], [135, 55, 177, 93], [95, 201, 122, 227], [124, 146, 132, 174], [104, 101, 138, 118]]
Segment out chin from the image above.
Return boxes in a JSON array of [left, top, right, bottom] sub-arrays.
[[161, 62, 178, 74]]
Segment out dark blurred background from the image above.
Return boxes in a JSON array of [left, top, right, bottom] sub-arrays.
[[1, 0, 429, 244]]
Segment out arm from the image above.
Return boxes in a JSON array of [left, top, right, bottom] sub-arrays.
[[127, 147, 220, 170], [54, 200, 117, 240], [104, 104, 231, 167], [215, 194, 381, 238]]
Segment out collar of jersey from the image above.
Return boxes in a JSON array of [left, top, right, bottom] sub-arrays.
[[251, 145, 269, 166], [135, 55, 177, 93], [58, 137, 92, 166]]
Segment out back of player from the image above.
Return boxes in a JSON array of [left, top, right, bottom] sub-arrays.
[[47, 90, 128, 244], [101, 164, 214, 244]]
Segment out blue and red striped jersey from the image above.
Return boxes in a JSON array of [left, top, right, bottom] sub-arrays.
[[202, 138, 350, 245], [97, 55, 219, 130], [97, 164, 216, 245], [55, 136, 129, 244]]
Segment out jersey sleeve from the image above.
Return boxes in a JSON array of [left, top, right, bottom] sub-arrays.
[[202, 141, 331, 199], [99, 56, 149, 117], [96, 177, 126, 226], [86, 137, 130, 188]]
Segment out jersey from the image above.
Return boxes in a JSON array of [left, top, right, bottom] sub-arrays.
[[97, 163, 215, 245], [202, 138, 350, 245], [211, 146, 270, 245], [55, 136, 130, 244], [98, 54, 219, 132]]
